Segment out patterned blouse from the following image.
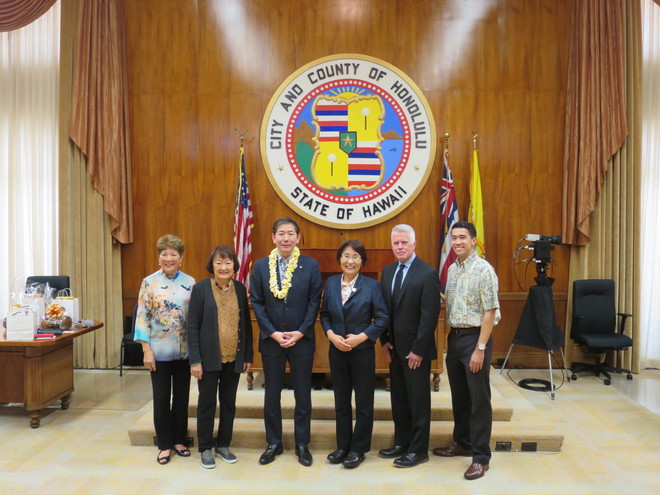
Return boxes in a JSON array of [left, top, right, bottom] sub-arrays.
[[134, 269, 196, 361], [446, 253, 501, 329], [211, 279, 239, 364]]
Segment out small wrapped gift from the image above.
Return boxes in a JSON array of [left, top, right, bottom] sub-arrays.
[[41, 303, 73, 330]]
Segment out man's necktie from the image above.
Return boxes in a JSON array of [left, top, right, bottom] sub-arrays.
[[392, 263, 406, 300]]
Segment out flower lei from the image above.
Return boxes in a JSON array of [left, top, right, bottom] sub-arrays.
[[269, 247, 300, 299]]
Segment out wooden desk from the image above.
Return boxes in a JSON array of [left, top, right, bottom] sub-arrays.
[[0, 322, 103, 428]]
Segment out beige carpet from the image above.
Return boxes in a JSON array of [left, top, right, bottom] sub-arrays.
[[0, 368, 658, 495]]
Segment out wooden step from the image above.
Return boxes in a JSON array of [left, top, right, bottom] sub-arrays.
[[128, 372, 562, 453], [128, 414, 563, 453], [186, 402, 513, 422], [185, 387, 514, 422]]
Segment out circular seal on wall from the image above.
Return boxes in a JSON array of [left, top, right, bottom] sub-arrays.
[[260, 53, 436, 229]]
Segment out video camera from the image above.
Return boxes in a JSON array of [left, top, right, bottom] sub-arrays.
[[524, 234, 562, 264]]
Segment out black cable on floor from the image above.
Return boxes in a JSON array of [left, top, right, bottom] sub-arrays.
[[504, 353, 570, 393]]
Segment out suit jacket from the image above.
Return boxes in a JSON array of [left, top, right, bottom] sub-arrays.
[[380, 256, 440, 361], [320, 273, 389, 349], [250, 254, 322, 357], [187, 278, 253, 374]]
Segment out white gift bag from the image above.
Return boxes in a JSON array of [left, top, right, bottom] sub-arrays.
[[56, 289, 80, 322], [6, 306, 38, 340], [19, 293, 45, 322]]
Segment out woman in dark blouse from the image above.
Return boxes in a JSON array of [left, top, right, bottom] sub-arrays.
[[187, 245, 253, 469]]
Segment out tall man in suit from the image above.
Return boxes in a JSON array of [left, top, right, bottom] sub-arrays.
[[378, 224, 441, 468], [250, 217, 322, 467]]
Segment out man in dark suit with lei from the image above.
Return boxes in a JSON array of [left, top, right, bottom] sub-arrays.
[[250, 217, 322, 467]]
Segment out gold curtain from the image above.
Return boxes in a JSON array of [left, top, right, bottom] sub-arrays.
[[60, 0, 123, 368], [68, 0, 133, 245], [564, 0, 641, 374], [562, 0, 628, 246], [0, 0, 57, 31]]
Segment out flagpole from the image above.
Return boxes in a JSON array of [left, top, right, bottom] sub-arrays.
[[439, 131, 458, 299], [233, 128, 254, 295], [235, 128, 248, 146], [469, 131, 485, 258]]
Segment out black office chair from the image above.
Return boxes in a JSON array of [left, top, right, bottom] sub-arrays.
[[25, 275, 70, 294], [120, 304, 144, 376], [570, 279, 633, 385]]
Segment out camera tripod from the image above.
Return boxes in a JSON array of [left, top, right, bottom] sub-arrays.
[[500, 262, 569, 400]]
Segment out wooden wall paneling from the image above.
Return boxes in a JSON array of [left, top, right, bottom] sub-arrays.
[[121, 0, 573, 369]]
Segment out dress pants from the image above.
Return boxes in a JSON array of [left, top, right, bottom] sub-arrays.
[[196, 363, 241, 452], [261, 350, 313, 446], [388, 353, 431, 455], [150, 359, 191, 450], [329, 345, 375, 454], [445, 331, 494, 465]]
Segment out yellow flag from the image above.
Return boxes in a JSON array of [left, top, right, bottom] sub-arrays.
[[468, 148, 486, 258]]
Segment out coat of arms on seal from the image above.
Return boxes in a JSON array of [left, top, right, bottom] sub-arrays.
[[261, 54, 436, 229]]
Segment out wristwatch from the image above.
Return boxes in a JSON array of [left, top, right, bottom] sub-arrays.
[[477, 342, 487, 351]]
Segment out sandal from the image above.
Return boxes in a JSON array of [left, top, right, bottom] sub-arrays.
[[173, 445, 191, 457], [157, 450, 171, 465]]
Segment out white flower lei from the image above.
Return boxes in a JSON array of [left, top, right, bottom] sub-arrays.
[[269, 247, 300, 299]]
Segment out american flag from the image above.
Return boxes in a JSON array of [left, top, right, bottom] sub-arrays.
[[233, 144, 254, 293], [439, 146, 459, 298]]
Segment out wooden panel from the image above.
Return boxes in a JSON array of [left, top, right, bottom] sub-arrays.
[[247, 314, 446, 376], [0, 351, 25, 403], [24, 344, 74, 410], [122, 0, 573, 367]]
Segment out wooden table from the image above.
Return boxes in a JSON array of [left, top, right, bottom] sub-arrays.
[[0, 322, 103, 428]]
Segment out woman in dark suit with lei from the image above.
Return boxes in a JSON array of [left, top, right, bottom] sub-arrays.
[[320, 240, 389, 469], [187, 245, 253, 469]]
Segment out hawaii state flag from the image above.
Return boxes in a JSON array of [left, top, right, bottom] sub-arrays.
[[233, 144, 254, 293], [439, 147, 459, 298]]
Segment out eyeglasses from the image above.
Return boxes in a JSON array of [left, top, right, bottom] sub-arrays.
[[341, 254, 361, 262]]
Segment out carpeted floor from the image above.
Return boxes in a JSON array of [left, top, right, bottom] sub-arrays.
[[0, 367, 658, 495]]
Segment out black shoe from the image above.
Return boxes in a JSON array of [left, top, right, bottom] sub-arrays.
[[296, 444, 313, 467], [259, 444, 283, 465], [327, 448, 348, 464], [378, 445, 406, 459], [342, 451, 365, 469], [393, 452, 429, 468]]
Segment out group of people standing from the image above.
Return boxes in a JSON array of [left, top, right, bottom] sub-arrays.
[[134, 216, 500, 481]]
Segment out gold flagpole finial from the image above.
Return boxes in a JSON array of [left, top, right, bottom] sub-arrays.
[[444, 132, 450, 151], [472, 132, 478, 150], [235, 128, 248, 145]]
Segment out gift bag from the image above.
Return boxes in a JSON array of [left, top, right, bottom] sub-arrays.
[[19, 293, 45, 322], [56, 289, 80, 322], [6, 305, 38, 340]]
